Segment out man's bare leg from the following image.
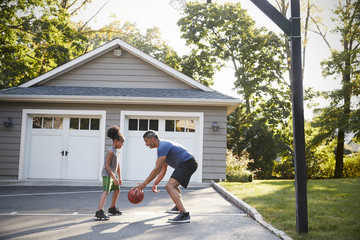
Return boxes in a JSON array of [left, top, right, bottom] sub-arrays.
[[166, 178, 186, 212]]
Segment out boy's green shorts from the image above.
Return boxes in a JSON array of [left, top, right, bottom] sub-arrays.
[[102, 176, 120, 192]]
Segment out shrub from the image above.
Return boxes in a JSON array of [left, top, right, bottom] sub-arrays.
[[226, 149, 253, 182], [343, 153, 360, 177]]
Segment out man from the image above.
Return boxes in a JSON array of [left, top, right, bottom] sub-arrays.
[[135, 130, 198, 223]]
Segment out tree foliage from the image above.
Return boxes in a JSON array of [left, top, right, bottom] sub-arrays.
[[178, 1, 290, 178], [79, 19, 182, 71], [0, 0, 88, 89], [312, 0, 360, 178]]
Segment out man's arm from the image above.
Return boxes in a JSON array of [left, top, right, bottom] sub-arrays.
[[152, 162, 168, 193], [137, 156, 167, 191]]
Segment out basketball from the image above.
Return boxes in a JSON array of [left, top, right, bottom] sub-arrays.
[[127, 187, 144, 204]]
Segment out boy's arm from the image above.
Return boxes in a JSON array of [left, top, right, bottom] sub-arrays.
[[117, 162, 122, 185], [105, 151, 119, 185]]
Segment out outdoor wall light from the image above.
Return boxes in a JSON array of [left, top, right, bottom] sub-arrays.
[[212, 122, 219, 131], [3, 117, 13, 127]]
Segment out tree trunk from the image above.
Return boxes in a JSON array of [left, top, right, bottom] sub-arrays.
[[334, 37, 352, 178], [334, 130, 345, 178]]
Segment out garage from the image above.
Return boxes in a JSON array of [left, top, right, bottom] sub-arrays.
[[0, 39, 240, 182], [120, 111, 203, 183], [20, 109, 106, 180]]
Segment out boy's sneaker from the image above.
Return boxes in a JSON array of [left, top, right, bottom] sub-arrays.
[[165, 205, 180, 214], [95, 210, 109, 220], [108, 206, 122, 215], [167, 211, 191, 223]]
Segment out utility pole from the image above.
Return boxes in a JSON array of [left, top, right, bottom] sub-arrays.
[[249, 0, 308, 233]]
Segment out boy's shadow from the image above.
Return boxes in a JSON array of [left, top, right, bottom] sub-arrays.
[[1, 218, 95, 240]]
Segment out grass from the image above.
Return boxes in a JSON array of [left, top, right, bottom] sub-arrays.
[[219, 178, 360, 240]]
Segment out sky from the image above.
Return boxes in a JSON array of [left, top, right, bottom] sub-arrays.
[[72, 0, 342, 119]]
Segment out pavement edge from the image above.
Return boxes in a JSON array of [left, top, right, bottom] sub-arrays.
[[211, 180, 293, 240]]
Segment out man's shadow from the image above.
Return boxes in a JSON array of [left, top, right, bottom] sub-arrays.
[[61, 215, 181, 240]]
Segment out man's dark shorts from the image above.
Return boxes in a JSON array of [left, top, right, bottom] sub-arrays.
[[171, 158, 198, 188]]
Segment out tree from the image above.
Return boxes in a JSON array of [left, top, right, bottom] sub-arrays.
[[79, 18, 183, 73], [178, 2, 290, 178], [312, 0, 360, 178], [0, 0, 88, 89]]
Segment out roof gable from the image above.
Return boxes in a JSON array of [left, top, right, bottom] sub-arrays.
[[41, 48, 193, 89], [20, 38, 213, 92]]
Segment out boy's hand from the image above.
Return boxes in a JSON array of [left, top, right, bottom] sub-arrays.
[[113, 177, 119, 186]]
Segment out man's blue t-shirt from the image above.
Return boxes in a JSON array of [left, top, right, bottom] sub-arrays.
[[157, 140, 194, 169]]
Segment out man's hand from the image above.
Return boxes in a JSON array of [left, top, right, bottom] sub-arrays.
[[136, 182, 147, 191], [152, 184, 160, 193]]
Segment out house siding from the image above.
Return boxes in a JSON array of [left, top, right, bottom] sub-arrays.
[[0, 106, 22, 179], [0, 102, 227, 181], [43, 49, 192, 89]]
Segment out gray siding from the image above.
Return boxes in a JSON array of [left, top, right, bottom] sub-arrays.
[[0, 102, 227, 181], [0, 106, 22, 179], [44, 49, 192, 89]]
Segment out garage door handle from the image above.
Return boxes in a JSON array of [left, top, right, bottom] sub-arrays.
[[65, 151, 69, 156], [61, 151, 65, 156]]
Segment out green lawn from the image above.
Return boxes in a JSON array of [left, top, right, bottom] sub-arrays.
[[219, 178, 360, 240]]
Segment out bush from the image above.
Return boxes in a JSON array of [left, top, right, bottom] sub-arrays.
[[226, 170, 253, 182], [226, 149, 253, 182], [344, 153, 360, 177]]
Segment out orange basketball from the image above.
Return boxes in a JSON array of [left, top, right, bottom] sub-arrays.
[[127, 187, 144, 204]]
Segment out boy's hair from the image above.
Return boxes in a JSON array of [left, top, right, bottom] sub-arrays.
[[107, 126, 124, 142], [143, 130, 159, 139]]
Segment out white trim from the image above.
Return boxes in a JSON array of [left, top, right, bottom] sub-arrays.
[[19, 38, 213, 92], [2, 96, 240, 115], [119, 111, 204, 183], [18, 109, 106, 181]]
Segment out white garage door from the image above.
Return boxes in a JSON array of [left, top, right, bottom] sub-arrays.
[[27, 115, 102, 180], [122, 116, 201, 183]]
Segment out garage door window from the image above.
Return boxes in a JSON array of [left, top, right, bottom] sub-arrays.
[[128, 119, 159, 131], [70, 118, 100, 130], [32, 116, 63, 129], [166, 120, 196, 132]]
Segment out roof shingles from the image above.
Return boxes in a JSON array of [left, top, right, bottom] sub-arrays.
[[0, 86, 238, 100]]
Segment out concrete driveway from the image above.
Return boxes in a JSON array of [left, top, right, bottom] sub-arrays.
[[0, 184, 281, 240]]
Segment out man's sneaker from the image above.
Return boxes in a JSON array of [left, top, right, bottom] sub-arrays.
[[95, 210, 109, 220], [108, 206, 122, 215], [165, 206, 180, 214], [167, 211, 191, 223]]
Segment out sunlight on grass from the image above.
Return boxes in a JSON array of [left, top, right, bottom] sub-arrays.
[[219, 178, 360, 240]]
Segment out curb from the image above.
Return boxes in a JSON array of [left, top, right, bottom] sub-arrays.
[[211, 181, 292, 240]]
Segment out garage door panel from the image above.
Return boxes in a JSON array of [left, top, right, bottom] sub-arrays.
[[26, 114, 102, 180], [67, 136, 100, 180], [28, 135, 62, 179], [123, 116, 200, 183], [124, 136, 157, 181]]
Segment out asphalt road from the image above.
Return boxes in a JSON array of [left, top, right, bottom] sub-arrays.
[[0, 185, 281, 240]]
